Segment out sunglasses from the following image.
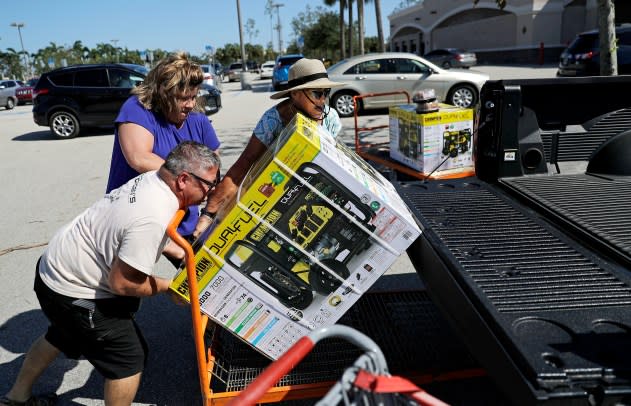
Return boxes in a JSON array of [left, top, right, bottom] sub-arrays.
[[188, 170, 220, 193], [307, 89, 331, 100]]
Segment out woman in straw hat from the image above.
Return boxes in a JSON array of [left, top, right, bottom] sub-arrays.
[[194, 58, 344, 235]]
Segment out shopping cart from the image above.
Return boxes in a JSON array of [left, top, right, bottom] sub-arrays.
[[225, 324, 449, 406]]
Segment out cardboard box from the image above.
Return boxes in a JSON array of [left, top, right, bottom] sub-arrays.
[[389, 104, 474, 175], [170, 113, 421, 359]]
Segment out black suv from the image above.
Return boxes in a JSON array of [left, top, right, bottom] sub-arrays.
[[33, 63, 148, 138], [557, 26, 631, 76]]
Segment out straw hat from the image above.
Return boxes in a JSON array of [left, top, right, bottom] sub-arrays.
[[270, 58, 345, 100]]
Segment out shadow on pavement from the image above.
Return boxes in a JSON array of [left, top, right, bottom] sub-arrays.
[[0, 297, 201, 405], [0, 310, 85, 402], [12, 128, 113, 142]]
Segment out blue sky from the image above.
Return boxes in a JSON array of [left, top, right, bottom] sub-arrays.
[[1, 0, 405, 56]]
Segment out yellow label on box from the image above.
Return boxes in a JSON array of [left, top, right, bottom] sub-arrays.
[[170, 114, 322, 300], [420, 109, 473, 125]]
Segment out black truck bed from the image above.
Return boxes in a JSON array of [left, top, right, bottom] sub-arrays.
[[396, 77, 631, 405]]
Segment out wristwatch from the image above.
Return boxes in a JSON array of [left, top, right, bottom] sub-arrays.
[[199, 208, 216, 219]]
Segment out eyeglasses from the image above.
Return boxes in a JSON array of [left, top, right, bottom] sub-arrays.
[[308, 89, 331, 100], [188, 170, 220, 193]]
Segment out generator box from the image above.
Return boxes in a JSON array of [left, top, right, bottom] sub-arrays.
[[389, 104, 474, 176], [170, 113, 421, 360]]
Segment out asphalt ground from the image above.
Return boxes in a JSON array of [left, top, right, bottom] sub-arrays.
[[0, 64, 558, 405]]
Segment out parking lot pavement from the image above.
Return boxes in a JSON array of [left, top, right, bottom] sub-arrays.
[[0, 65, 557, 405]]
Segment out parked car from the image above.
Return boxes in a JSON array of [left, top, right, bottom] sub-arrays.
[[225, 62, 243, 82], [225, 61, 259, 82], [272, 54, 304, 91], [327, 52, 489, 117], [423, 48, 477, 69], [557, 26, 631, 76], [197, 83, 222, 115], [32, 63, 222, 139], [32, 63, 147, 138], [200, 64, 223, 91], [246, 60, 260, 74], [0, 79, 24, 110], [259, 60, 275, 79], [15, 78, 38, 105]]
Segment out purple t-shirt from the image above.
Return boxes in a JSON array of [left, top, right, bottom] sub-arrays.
[[106, 96, 220, 236]]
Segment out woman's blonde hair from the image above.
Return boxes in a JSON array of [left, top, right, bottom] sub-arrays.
[[133, 52, 204, 116]]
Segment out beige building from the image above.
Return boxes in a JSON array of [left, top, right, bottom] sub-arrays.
[[388, 0, 631, 63]]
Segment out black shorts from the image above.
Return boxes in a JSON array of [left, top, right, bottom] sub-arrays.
[[34, 260, 147, 380]]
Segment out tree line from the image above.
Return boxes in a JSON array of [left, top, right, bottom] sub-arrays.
[[2, 0, 618, 80], [1, 2, 387, 81]]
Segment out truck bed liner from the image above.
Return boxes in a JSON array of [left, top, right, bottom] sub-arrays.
[[501, 174, 631, 267], [397, 177, 631, 405]]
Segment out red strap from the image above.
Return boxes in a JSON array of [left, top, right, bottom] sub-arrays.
[[354, 369, 420, 393], [353, 369, 450, 406]]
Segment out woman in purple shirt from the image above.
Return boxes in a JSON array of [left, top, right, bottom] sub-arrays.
[[106, 53, 220, 262]]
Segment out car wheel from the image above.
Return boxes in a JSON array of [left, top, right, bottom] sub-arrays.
[[447, 84, 477, 108], [442, 61, 452, 69], [331, 91, 357, 118], [6, 98, 15, 110], [49, 111, 80, 139]]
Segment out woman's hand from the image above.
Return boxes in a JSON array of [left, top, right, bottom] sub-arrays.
[[193, 178, 238, 238], [192, 134, 268, 239]]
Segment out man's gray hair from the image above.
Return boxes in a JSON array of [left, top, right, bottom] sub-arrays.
[[163, 141, 220, 176]]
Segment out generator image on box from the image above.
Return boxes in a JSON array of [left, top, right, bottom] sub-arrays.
[[225, 161, 376, 310], [170, 112, 421, 359], [442, 128, 472, 158]]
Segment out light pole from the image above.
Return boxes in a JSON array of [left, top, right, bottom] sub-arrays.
[[271, 3, 284, 55], [10, 22, 31, 79], [111, 39, 120, 63]]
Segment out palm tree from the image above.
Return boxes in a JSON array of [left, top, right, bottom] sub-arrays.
[[358, 0, 385, 54], [358, 0, 365, 55], [324, 0, 347, 60], [348, 0, 354, 56], [373, 0, 385, 52]]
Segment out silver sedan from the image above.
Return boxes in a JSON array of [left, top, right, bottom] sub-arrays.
[[327, 52, 489, 117]]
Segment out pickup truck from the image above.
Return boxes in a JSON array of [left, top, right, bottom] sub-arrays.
[[396, 76, 631, 405]]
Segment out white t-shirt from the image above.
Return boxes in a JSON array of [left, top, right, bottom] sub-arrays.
[[39, 171, 179, 299]]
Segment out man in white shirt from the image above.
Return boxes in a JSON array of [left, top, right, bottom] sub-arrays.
[[1, 141, 220, 406]]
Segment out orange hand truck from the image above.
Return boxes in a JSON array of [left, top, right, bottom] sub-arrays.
[[167, 210, 478, 405]]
